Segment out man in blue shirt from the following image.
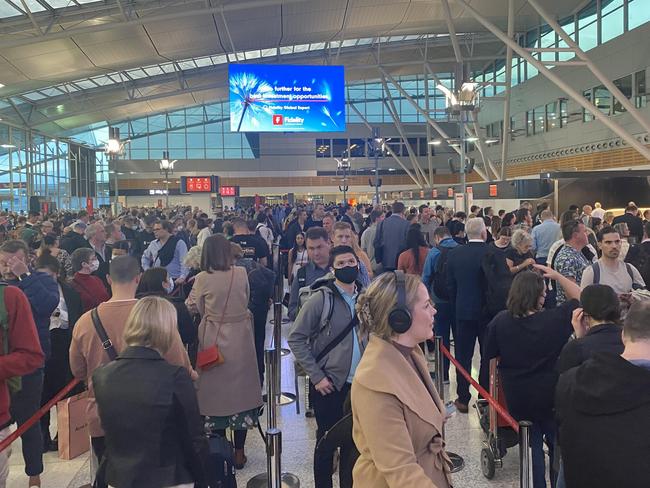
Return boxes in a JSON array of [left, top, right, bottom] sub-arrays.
[[141, 220, 189, 285], [532, 209, 561, 264], [422, 226, 458, 382], [289, 245, 365, 488]]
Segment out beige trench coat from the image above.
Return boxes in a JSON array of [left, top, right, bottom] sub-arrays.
[[186, 266, 262, 417], [351, 335, 452, 488]]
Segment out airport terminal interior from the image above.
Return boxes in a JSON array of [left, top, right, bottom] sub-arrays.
[[1, 0, 650, 487]]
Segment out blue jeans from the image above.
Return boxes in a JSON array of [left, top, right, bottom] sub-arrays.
[[530, 419, 557, 488], [10, 368, 44, 476], [433, 301, 455, 381], [555, 462, 566, 488]]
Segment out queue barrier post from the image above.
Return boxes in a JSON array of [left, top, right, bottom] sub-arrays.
[[433, 336, 445, 402], [433, 336, 465, 473], [518, 421, 533, 488], [247, 246, 299, 487]]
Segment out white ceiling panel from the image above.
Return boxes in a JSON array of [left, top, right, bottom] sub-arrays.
[[346, 4, 411, 32], [71, 25, 161, 68], [0, 60, 29, 86], [144, 16, 222, 59], [10, 48, 95, 79]]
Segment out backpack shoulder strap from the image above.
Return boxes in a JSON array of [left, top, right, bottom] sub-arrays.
[[592, 262, 601, 285], [297, 265, 307, 287], [625, 263, 635, 281], [91, 307, 118, 361], [320, 289, 335, 329]]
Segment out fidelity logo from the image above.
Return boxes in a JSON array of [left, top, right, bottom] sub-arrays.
[[272, 114, 283, 125]]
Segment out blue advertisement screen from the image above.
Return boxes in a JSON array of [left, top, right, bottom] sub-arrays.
[[229, 64, 346, 133]]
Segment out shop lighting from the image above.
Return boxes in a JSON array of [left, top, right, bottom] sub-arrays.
[[429, 139, 443, 145], [0, 144, 15, 148]]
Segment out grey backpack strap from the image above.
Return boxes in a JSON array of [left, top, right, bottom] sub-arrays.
[[592, 262, 600, 285]]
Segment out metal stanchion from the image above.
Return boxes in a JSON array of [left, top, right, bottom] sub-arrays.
[[434, 336, 465, 473], [247, 348, 300, 488], [518, 421, 533, 488], [248, 243, 299, 488], [434, 336, 445, 399]]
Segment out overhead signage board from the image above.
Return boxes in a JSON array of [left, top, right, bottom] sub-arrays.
[[229, 64, 346, 132]]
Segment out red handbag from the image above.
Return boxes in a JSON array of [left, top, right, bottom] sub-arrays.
[[197, 268, 234, 370]]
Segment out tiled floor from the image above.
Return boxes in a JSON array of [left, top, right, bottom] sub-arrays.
[[7, 315, 520, 488]]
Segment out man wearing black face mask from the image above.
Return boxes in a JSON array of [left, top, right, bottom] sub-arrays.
[[288, 245, 366, 488]]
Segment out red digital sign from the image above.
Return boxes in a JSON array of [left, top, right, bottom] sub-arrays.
[[185, 177, 212, 192], [219, 186, 239, 197], [489, 184, 498, 197]]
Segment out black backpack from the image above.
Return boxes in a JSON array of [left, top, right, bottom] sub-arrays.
[[206, 432, 237, 488], [432, 246, 452, 301]]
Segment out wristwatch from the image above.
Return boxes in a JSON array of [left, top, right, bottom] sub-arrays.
[[18, 272, 31, 281]]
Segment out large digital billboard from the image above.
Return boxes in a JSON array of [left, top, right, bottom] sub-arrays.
[[229, 64, 345, 133]]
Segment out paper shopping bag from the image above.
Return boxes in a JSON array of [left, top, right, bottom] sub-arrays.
[[57, 391, 90, 460]]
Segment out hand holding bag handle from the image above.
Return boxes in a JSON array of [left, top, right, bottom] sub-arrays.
[[196, 268, 235, 370]]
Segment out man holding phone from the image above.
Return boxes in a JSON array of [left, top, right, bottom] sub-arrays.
[[580, 227, 645, 301]]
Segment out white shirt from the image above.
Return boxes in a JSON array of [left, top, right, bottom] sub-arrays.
[[49, 284, 69, 330], [197, 227, 212, 247], [591, 208, 606, 220]]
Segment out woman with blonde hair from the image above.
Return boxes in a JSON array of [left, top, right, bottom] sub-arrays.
[[93, 296, 207, 488], [186, 234, 262, 468], [506, 229, 535, 275], [351, 271, 451, 488]]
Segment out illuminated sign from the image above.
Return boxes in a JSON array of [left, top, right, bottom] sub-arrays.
[[489, 184, 498, 197], [447, 187, 454, 198], [219, 186, 239, 197], [149, 189, 168, 195], [180, 176, 218, 193]]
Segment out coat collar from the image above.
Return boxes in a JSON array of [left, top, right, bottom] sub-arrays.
[[118, 345, 164, 361], [354, 335, 445, 432]]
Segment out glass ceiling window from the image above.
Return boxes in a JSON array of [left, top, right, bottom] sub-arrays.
[[10, 32, 446, 104], [0, 0, 104, 19]]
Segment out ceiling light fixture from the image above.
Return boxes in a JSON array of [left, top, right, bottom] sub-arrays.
[[0, 144, 16, 149], [428, 140, 442, 145]]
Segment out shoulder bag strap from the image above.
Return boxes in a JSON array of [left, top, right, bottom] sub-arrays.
[[315, 315, 359, 363], [91, 307, 118, 361]]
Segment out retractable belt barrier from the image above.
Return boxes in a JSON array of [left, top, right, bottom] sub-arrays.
[[439, 343, 520, 433], [0, 377, 81, 453]]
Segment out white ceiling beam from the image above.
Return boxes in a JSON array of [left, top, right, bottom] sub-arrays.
[[18, 0, 44, 36], [499, 0, 515, 180], [348, 101, 423, 189], [454, 0, 650, 162], [0, 0, 309, 49]]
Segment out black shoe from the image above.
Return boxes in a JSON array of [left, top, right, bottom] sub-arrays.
[[454, 399, 469, 414], [43, 438, 58, 452]]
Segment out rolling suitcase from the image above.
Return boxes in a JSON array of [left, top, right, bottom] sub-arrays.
[[206, 433, 237, 488]]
